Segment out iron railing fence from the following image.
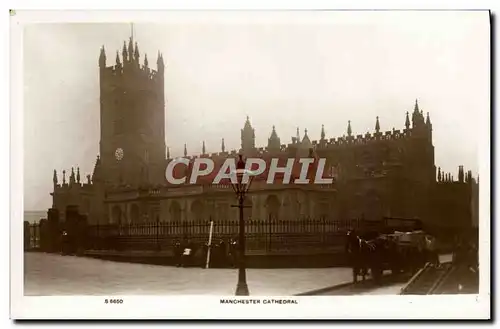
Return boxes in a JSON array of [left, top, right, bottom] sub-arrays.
[[85, 217, 362, 253]]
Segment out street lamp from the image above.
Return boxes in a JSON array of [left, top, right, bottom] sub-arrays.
[[230, 154, 255, 296]]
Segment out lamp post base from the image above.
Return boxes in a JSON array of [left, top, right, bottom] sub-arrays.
[[235, 282, 250, 296]]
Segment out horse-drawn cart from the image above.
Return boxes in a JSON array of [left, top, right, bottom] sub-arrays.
[[346, 218, 432, 283]]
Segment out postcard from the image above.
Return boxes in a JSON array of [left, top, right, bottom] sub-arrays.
[[11, 9, 490, 320]]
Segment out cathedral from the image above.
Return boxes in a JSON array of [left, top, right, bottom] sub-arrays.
[[49, 37, 479, 232]]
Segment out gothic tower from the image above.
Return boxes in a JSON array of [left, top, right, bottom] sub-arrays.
[[98, 36, 166, 187], [407, 99, 435, 184]]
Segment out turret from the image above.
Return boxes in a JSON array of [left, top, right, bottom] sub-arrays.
[[157, 51, 164, 73], [267, 125, 281, 151], [221, 138, 226, 152], [405, 111, 410, 130], [134, 42, 140, 62], [411, 99, 426, 129], [122, 41, 128, 62], [115, 51, 121, 67], [202, 141, 206, 155], [53, 170, 58, 187], [241, 116, 256, 153], [184, 143, 188, 157], [99, 46, 106, 68], [458, 165, 464, 183], [77, 167, 81, 184], [375, 116, 380, 133], [70, 167, 76, 185], [128, 37, 134, 62], [320, 124, 326, 141], [302, 129, 312, 149], [347, 120, 352, 137], [437, 167, 441, 182], [62, 170, 67, 185]]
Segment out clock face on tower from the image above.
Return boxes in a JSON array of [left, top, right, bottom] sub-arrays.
[[115, 147, 124, 161]]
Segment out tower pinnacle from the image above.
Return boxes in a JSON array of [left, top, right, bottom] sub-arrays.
[[122, 41, 128, 62], [157, 51, 164, 72], [99, 46, 106, 68], [128, 37, 134, 61], [134, 42, 140, 62]]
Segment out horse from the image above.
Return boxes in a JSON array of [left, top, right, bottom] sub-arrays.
[[346, 230, 376, 283]]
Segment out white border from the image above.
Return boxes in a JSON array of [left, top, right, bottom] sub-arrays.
[[9, 8, 492, 320]]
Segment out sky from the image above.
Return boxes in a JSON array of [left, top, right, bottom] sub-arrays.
[[22, 11, 489, 211]]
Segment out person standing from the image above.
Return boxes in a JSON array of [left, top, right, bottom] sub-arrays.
[[425, 235, 439, 266], [229, 238, 238, 268], [174, 240, 182, 267]]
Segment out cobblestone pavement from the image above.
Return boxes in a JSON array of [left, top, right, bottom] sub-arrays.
[[24, 252, 353, 296]]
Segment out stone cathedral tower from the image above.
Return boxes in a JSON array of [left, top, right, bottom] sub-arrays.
[[98, 36, 166, 187]]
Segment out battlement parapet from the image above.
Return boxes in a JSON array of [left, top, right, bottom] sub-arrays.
[[169, 148, 247, 162], [53, 182, 93, 193], [173, 124, 426, 160], [103, 65, 161, 85], [310, 128, 412, 149]]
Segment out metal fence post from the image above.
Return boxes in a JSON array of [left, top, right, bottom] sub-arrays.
[[268, 214, 272, 252], [156, 216, 160, 251]]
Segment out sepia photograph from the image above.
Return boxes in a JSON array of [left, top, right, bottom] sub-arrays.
[[11, 9, 490, 319]]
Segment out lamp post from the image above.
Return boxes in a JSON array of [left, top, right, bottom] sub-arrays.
[[230, 154, 255, 296]]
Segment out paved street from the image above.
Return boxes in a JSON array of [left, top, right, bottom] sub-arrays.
[[314, 254, 454, 296], [24, 252, 353, 296], [315, 274, 407, 295]]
